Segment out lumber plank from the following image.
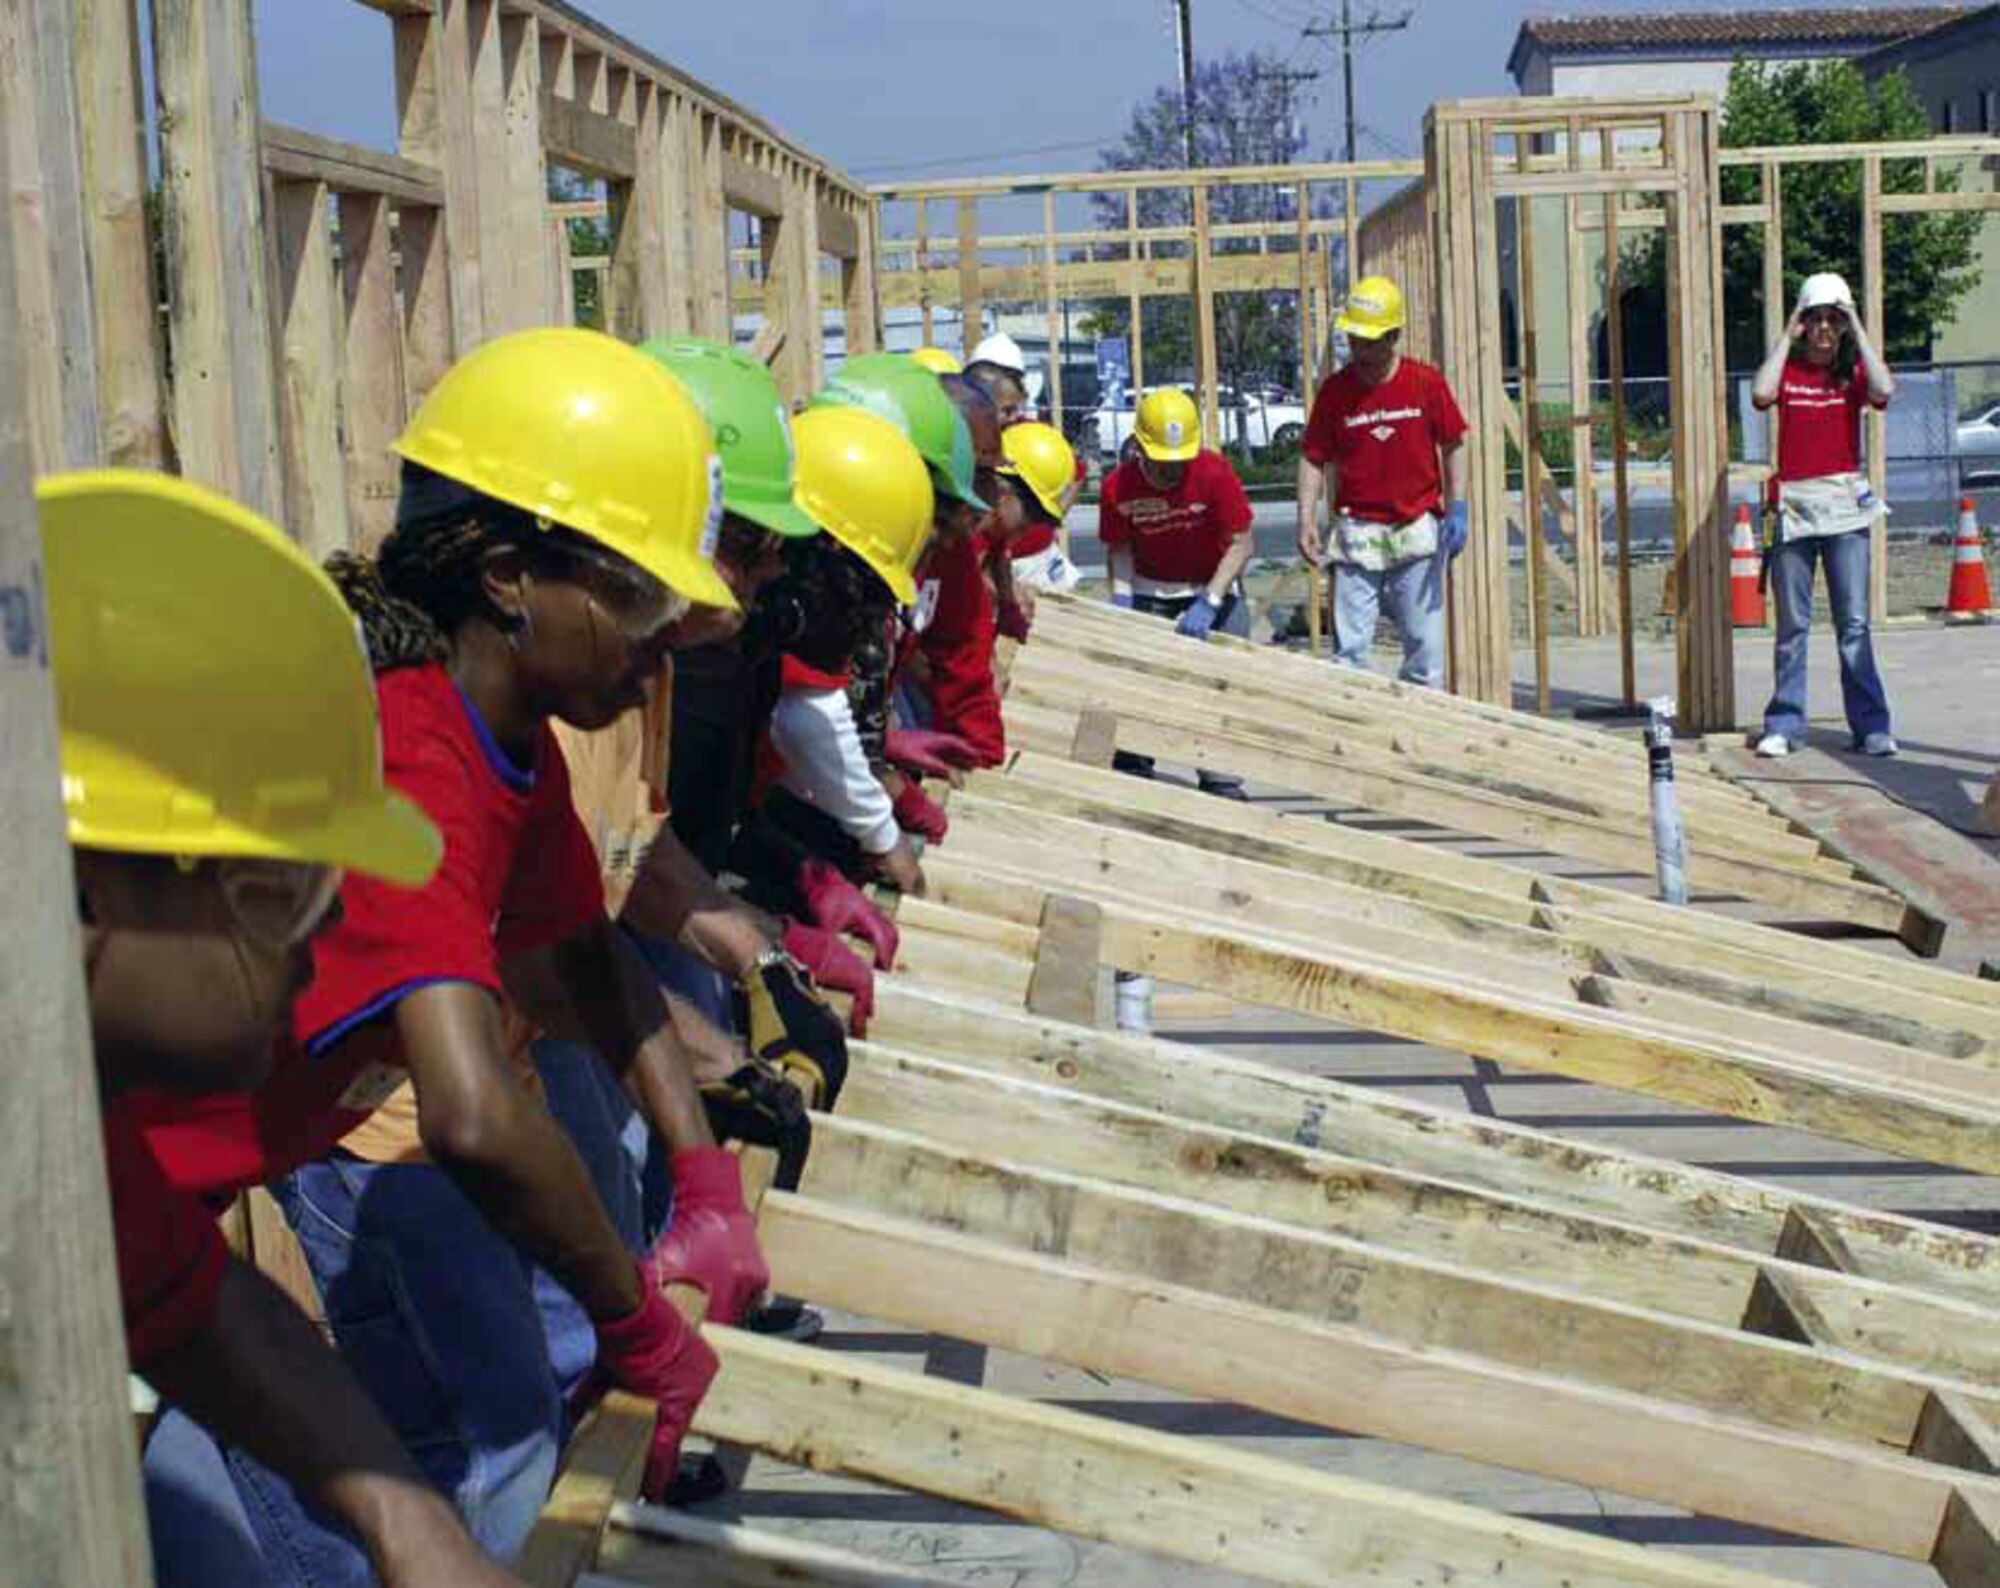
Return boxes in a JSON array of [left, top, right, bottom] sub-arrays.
[[75, 0, 164, 467], [393, 2, 486, 351], [261, 120, 445, 205], [695, 1328, 1805, 1588], [831, 1058, 2000, 1388], [592, 1506, 963, 1586], [540, 89, 638, 178], [1935, 1487, 2000, 1588], [269, 178, 352, 561], [866, 980, 2000, 1306], [0, 81, 154, 1586], [337, 191, 408, 554], [1023, 893, 1100, 1025], [982, 751, 2000, 1014], [763, 1194, 2000, 1563], [518, 1393, 653, 1588], [937, 794, 1999, 1061], [153, 0, 285, 517], [1915, 1392, 2000, 1476]]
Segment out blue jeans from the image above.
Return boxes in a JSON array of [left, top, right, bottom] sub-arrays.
[[1333, 557, 1447, 688], [1762, 528, 1892, 748], [144, 1047, 654, 1588]]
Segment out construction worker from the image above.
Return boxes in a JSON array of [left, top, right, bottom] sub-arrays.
[[1298, 274, 1468, 689], [1099, 386, 1256, 798], [764, 404, 940, 930], [966, 332, 1031, 426], [1750, 271, 1898, 758], [139, 329, 764, 1584], [44, 471, 536, 1588], [1001, 420, 1080, 570]]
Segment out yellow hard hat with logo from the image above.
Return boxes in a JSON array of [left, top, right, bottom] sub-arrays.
[[791, 405, 935, 606], [393, 327, 738, 613], [910, 346, 963, 375], [39, 470, 443, 884], [1336, 275, 1405, 340], [1134, 388, 1201, 462], [999, 422, 1076, 520]]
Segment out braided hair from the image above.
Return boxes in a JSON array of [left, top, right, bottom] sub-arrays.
[[326, 461, 594, 672]]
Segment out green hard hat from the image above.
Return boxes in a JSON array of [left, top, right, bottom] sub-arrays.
[[815, 352, 988, 511], [638, 337, 820, 538]]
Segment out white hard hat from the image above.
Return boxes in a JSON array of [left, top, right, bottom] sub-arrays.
[[970, 332, 1027, 375], [1797, 272, 1855, 314]]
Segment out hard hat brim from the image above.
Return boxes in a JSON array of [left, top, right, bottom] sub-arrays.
[[69, 786, 444, 888], [998, 463, 1067, 522], [1335, 312, 1403, 339], [1136, 434, 1200, 463], [733, 491, 823, 540]]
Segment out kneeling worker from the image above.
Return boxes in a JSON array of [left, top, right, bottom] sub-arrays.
[[1297, 274, 1468, 689]]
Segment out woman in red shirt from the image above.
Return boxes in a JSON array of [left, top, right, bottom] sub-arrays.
[[139, 330, 766, 1585], [1750, 272, 1898, 758]]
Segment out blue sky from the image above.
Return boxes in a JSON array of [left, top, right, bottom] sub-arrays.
[[250, 0, 1792, 187]]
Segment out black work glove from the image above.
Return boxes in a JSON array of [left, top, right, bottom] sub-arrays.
[[739, 950, 850, 1112]]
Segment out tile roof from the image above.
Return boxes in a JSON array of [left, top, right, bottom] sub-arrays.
[[1513, 7, 1974, 74]]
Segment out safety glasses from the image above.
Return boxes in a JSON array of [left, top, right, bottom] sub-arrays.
[[1802, 308, 1846, 328], [214, 859, 344, 949], [559, 540, 680, 640]]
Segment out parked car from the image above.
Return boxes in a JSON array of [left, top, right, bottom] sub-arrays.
[[1090, 384, 1306, 461], [1957, 403, 2000, 485]]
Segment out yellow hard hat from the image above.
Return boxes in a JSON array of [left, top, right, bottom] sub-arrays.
[[791, 406, 934, 606], [39, 470, 443, 884], [393, 327, 738, 613], [1336, 275, 1405, 340], [999, 422, 1076, 520], [910, 346, 963, 375], [1135, 388, 1201, 462]]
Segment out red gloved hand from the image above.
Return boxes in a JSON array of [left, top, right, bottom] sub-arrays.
[[592, 1274, 720, 1501], [996, 599, 1031, 642], [796, 858, 900, 969], [783, 921, 876, 1034], [644, 1148, 770, 1327], [892, 779, 949, 844], [885, 727, 981, 779]]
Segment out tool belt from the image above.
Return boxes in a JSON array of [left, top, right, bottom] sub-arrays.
[[1334, 510, 1438, 571]]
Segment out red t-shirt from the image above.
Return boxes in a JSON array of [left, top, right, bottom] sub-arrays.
[[918, 533, 1004, 763], [113, 665, 603, 1358], [1097, 450, 1253, 584], [1766, 358, 1882, 483], [105, 1102, 227, 1366], [1303, 357, 1467, 525]]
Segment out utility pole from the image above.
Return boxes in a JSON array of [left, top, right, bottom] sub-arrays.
[[1250, 65, 1321, 157], [1304, 1, 1412, 164], [1171, 0, 1197, 168]]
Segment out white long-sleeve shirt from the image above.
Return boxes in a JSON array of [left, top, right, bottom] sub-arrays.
[[769, 687, 900, 854]]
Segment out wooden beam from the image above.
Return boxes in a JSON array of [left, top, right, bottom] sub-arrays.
[[337, 192, 407, 554], [541, 90, 638, 178], [830, 1057, 2000, 1389], [866, 980, 2000, 1308], [696, 1327, 1809, 1588], [518, 1393, 652, 1588], [152, 0, 284, 517], [956, 196, 981, 358], [814, 196, 860, 259], [720, 147, 785, 217], [261, 120, 445, 206], [0, 84, 155, 1588], [764, 1193, 2000, 1564], [1024, 894, 1100, 1025], [74, 0, 163, 468], [688, 111, 730, 339], [269, 178, 351, 560], [394, 0, 485, 351]]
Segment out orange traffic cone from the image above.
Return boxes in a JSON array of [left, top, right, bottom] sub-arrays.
[[1946, 498, 1994, 622], [1730, 504, 1765, 627]]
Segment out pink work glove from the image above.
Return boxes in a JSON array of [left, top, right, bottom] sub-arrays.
[[592, 1273, 720, 1501], [996, 599, 1031, 642], [893, 779, 950, 844], [644, 1147, 770, 1328], [783, 920, 876, 1035], [796, 857, 900, 970], [885, 727, 981, 779]]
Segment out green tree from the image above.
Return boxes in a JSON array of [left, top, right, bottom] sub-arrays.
[[1078, 50, 1337, 403], [1621, 60, 1980, 369], [549, 166, 610, 329]]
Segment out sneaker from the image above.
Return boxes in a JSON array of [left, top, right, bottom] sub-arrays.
[[1858, 732, 1899, 758], [742, 1298, 824, 1343], [1754, 732, 1791, 758], [666, 1451, 730, 1507]]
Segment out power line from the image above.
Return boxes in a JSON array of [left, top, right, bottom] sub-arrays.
[[1302, 1, 1412, 164]]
